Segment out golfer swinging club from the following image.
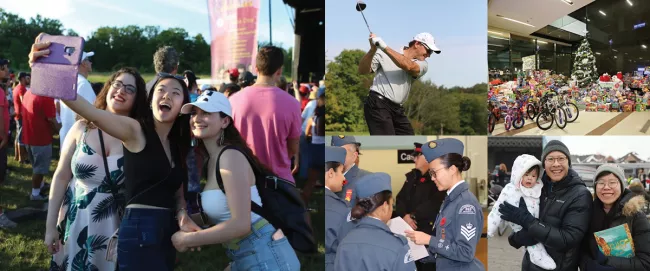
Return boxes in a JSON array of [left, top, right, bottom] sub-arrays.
[[358, 32, 441, 135]]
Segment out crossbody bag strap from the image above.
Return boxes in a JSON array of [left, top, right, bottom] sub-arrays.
[[215, 145, 268, 219], [97, 130, 111, 179]]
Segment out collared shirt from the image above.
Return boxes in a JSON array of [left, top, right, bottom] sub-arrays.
[[369, 48, 428, 104], [447, 180, 466, 195]]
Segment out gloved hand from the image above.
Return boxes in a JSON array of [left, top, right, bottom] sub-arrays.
[[508, 228, 537, 248], [585, 259, 615, 271], [499, 197, 536, 229], [371, 36, 387, 50]]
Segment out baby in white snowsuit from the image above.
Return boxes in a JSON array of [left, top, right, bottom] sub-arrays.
[[487, 154, 556, 270]]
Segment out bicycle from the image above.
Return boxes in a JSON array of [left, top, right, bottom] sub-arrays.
[[536, 92, 567, 130]]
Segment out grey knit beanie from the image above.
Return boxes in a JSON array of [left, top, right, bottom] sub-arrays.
[[542, 140, 571, 167], [594, 164, 627, 189]]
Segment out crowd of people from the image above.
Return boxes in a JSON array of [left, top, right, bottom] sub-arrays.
[[0, 33, 325, 270]]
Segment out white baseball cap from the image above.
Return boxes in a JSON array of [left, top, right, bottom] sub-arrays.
[[82, 51, 94, 61], [413, 33, 441, 54], [180, 90, 232, 117]]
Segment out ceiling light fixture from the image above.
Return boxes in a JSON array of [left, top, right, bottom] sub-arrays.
[[627, 0, 633, 6], [599, 10, 606, 16], [537, 40, 548, 44], [488, 30, 504, 35], [496, 15, 535, 27], [596, 52, 601, 55], [643, 44, 647, 49], [562, 0, 574, 5], [488, 44, 505, 47], [614, 56, 617, 58]]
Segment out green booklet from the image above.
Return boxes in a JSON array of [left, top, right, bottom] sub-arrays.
[[594, 223, 635, 258]]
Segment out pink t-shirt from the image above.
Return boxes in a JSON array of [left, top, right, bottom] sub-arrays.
[[230, 85, 302, 183], [0, 87, 9, 137]]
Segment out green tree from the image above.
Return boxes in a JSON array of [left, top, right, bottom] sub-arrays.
[[572, 39, 598, 87]]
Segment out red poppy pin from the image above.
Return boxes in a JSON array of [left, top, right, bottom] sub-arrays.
[[420, 177, 426, 183], [342, 179, 348, 186], [440, 217, 446, 227]]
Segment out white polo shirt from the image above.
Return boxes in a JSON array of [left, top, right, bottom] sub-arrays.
[[370, 48, 428, 105], [59, 74, 96, 146]]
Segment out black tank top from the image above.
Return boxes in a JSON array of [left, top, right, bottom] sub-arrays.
[[123, 122, 185, 209]]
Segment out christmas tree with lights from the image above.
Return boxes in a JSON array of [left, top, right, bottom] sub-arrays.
[[571, 39, 598, 87]]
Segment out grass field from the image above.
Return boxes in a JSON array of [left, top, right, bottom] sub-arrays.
[[87, 72, 212, 85], [0, 136, 324, 270]]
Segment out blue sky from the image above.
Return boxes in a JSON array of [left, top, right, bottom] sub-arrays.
[[546, 136, 650, 159], [1, 0, 296, 49], [326, 0, 487, 87]]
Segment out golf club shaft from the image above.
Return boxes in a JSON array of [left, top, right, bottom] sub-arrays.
[[359, 10, 380, 46]]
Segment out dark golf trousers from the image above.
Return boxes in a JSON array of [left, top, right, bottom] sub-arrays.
[[364, 91, 414, 135]]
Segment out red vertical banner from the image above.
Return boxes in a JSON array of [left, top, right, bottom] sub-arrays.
[[207, 0, 260, 82]]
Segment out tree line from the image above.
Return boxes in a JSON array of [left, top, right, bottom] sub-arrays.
[[0, 8, 292, 76], [326, 49, 487, 135]]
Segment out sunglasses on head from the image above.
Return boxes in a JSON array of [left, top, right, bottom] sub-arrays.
[[157, 72, 186, 81]]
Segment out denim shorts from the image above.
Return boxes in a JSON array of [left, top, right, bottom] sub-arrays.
[[25, 144, 52, 175], [225, 220, 300, 271], [117, 208, 178, 271]]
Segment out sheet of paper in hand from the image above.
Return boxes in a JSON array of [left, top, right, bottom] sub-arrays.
[[30, 34, 84, 100], [594, 223, 635, 258], [388, 217, 428, 262]]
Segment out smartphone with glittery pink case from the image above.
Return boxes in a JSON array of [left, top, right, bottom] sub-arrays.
[[30, 34, 84, 100]]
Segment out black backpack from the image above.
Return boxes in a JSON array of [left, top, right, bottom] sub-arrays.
[[314, 106, 325, 137], [215, 145, 317, 254]]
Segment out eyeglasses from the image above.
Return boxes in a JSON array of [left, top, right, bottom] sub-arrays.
[[429, 167, 446, 178], [111, 80, 137, 95], [545, 156, 567, 165], [596, 180, 620, 189]]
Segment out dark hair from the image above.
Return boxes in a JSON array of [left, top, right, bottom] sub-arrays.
[[91, 82, 103, 96], [224, 84, 241, 97], [183, 70, 198, 90], [147, 75, 191, 173], [326, 161, 343, 172], [276, 76, 288, 90], [153, 46, 179, 73], [351, 191, 392, 220], [77, 67, 148, 130], [439, 153, 471, 172], [256, 46, 284, 76], [197, 112, 275, 175], [525, 165, 540, 176]]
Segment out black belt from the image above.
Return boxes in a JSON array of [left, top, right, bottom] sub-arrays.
[[369, 91, 403, 108]]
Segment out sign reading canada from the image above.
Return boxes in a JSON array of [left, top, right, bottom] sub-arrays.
[[397, 150, 416, 164]]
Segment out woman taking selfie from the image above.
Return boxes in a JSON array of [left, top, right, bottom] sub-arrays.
[[170, 91, 300, 270], [44, 67, 147, 270], [30, 35, 200, 270]]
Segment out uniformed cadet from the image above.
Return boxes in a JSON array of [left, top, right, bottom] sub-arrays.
[[330, 135, 372, 205], [405, 138, 485, 271], [334, 173, 417, 271], [324, 146, 350, 271], [394, 142, 447, 271]]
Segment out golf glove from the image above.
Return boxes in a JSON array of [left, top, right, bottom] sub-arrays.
[[372, 37, 387, 50]]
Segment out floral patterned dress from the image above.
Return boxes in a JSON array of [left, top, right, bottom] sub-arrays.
[[50, 127, 125, 271]]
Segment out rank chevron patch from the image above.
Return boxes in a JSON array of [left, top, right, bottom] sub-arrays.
[[460, 223, 476, 241]]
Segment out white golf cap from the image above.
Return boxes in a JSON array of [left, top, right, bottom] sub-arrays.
[[180, 90, 232, 117], [82, 51, 94, 61], [413, 33, 441, 54]]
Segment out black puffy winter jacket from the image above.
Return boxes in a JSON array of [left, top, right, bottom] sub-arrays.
[[510, 169, 593, 271]]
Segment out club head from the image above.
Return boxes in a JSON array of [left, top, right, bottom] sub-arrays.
[[356, 2, 367, 11]]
